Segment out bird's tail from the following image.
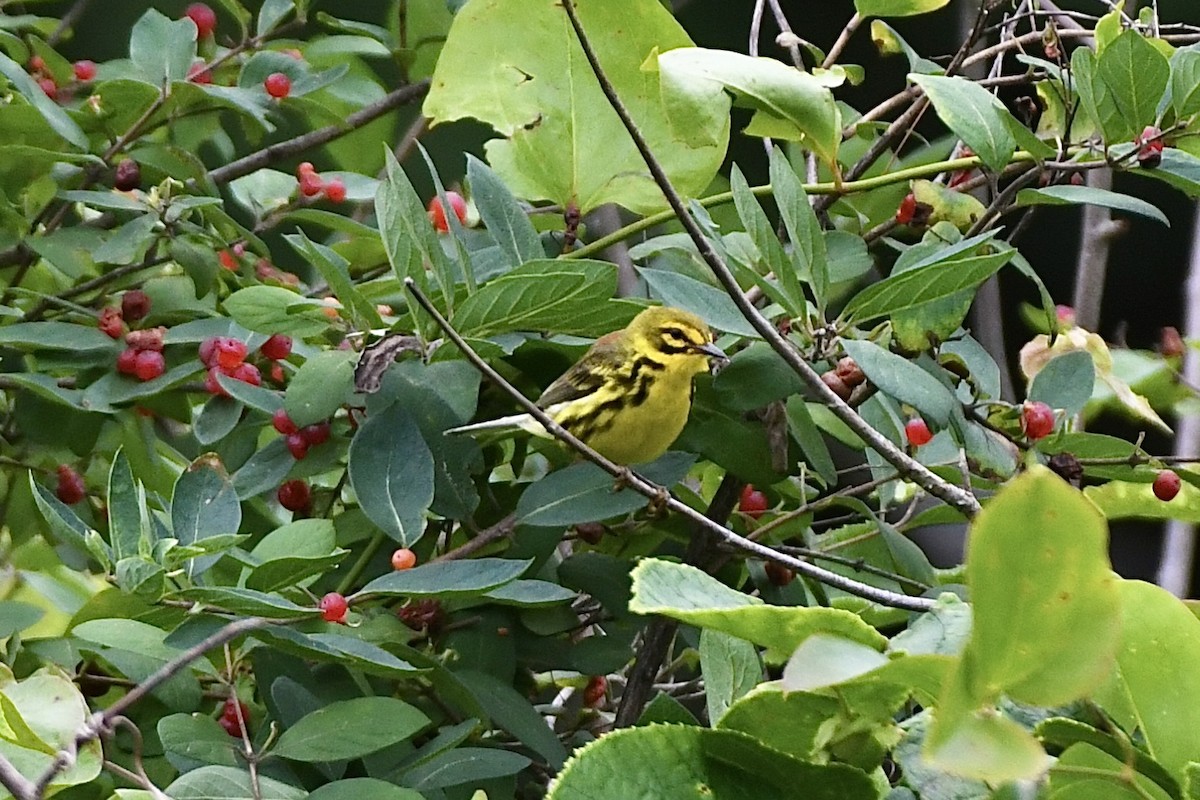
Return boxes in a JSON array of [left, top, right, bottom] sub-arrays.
[[445, 413, 549, 439]]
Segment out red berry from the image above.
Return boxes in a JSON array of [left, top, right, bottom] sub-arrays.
[[230, 362, 261, 386], [583, 676, 607, 708], [820, 371, 852, 402], [323, 178, 347, 204], [214, 338, 248, 370], [187, 63, 212, 84], [99, 306, 124, 338], [427, 192, 467, 232], [1055, 304, 1076, 327], [219, 698, 248, 736], [1153, 469, 1182, 502], [1161, 326, 1185, 358], [319, 592, 348, 623], [184, 3, 217, 38], [125, 326, 166, 352], [261, 334, 292, 360], [764, 561, 795, 587], [834, 356, 865, 387], [391, 548, 417, 571], [739, 485, 768, 519], [218, 249, 237, 270], [1136, 125, 1164, 168], [199, 337, 218, 366], [298, 170, 323, 197], [121, 289, 151, 322], [73, 60, 97, 82], [300, 421, 331, 446], [905, 418, 933, 447], [114, 159, 140, 192], [38, 77, 57, 100], [1021, 401, 1055, 441], [55, 465, 86, 505], [272, 408, 297, 434], [269, 362, 286, 384], [277, 480, 311, 512], [264, 72, 291, 99], [204, 366, 229, 397], [895, 192, 917, 224], [134, 350, 165, 381], [285, 433, 309, 460], [116, 348, 139, 375], [29, 56, 45, 73], [297, 162, 315, 177]]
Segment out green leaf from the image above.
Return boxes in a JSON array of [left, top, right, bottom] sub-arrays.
[[856, 0, 952, 18], [284, 350, 355, 427], [700, 629, 761, 725], [377, 149, 455, 311], [730, 164, 805, 316], [401, 747, 531, 791], [424, 0, 726, 215], [285, 231, 383, 331], [482, 579, 577, 606], [0, 601, 43, 639], [840, 339, 957, 425], [1097, 30, 1171, 139], [639, 268, 757, 337], [768, 147, 828, 308], [1171, 46, 1200, 119], [73, 618, 204, 708], [1016, 185, 1169, 226], [273, 697, 430, 762], [107, 449, 147, 562], [0, 322, 119, 352], [1094, 580, 1200, 778], [256, 0, 295, 37], [628, 558, 886, 663], [231, 438, 294, 499], [172, 458, 241, 578], [516, 453, 695, 526], [158, 714, 240, 769], [194, 396, 243, 445], [224, 286, 331, 337], [353, 558, 531, 601], [451, 260, 621, 338], [172, 587, 320, 619], [347, 403, 434, 545], [659, 49, 840, 167], [844, 247, 1013, 323], [909, 74, 1016, 173], [1028, 350, 1096, 419], [308, 779, 423, 800], [166, 766, 306, 800], [130, 9, 197, 86], [0, 52, 87, 149], [1037, 718, 1181, 800], [466, 154, 542, 269], [547, 725, 876, 800], [29, 473, 103, 560], [456, 670, 568, 768], [1072, 46, 1127, 144], [784, 398, 838, 486]]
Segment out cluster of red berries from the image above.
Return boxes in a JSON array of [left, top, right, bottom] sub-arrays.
[[427, 191, 468, 233], [218, 696, 248, 737], [271, 407, 330, 460], [56, 465, 86, 505], [296, 163, 346, 203], [199, 336, 262, 394], [820, 356, 866, 402], [117, 327, 168, 382], [1135, 125, 1164, 169]]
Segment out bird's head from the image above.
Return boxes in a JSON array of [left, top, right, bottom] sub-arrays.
[[627, 306, 726, 371]]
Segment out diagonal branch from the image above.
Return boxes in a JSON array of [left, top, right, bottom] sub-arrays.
[[558, 0, 981, 520]]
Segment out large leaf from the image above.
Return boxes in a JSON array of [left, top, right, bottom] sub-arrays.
[[273, 698, 430, 762], [840, 339, 957, 426], [1096, 30, 1170, 140], [1016, 185, 1169, 226], [171, 458, 241, 578], [130, 8, 197, 86], [347, 403, 435, 546], [856, 0, 952, 17], [844, 247, 1013, 323], [424, 0, 728, 215], [910, 74, 1016, 173], [516, 452, 695, 526], [659, 49, 841, 167]]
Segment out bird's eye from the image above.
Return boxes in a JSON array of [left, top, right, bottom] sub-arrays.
[[662, 326, 688, 344]]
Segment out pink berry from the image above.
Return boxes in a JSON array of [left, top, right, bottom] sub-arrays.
[[319, 592, 348, 623], [285, 433, 309, 460], [187, 63, 212, 84], [264, 72, 291, 99], [260, 334, 292, 360], [73, 60, 97, 82], [184, 3, 217, 38], [99, 307, 124, 338], [204, 366, 229, 397], [114, 159, 141, 192], [134, 350, 165, 381], [297, 162, 315, 178], [116, 348, 139, 375], [1021, 401, 1055, 441], [1154, 469, 1181, 502], [230, 362, 261, 386], [214, 338, 247, 370], [199, 337, 218, 366], [298, 170, 323, 197], [300, 421, 331, 446], [121, 290, 151, 322], [323, 178, 346, 204], [272, 408, 297, 435], [905, 418, 933, 447], [38, 77, 57, 100], [427, 192, 467, 232], [55, 465, 86, 505]]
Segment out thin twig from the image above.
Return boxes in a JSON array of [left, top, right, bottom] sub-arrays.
[[431, 514, 517, 562], [559, 0, 981, 520]]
